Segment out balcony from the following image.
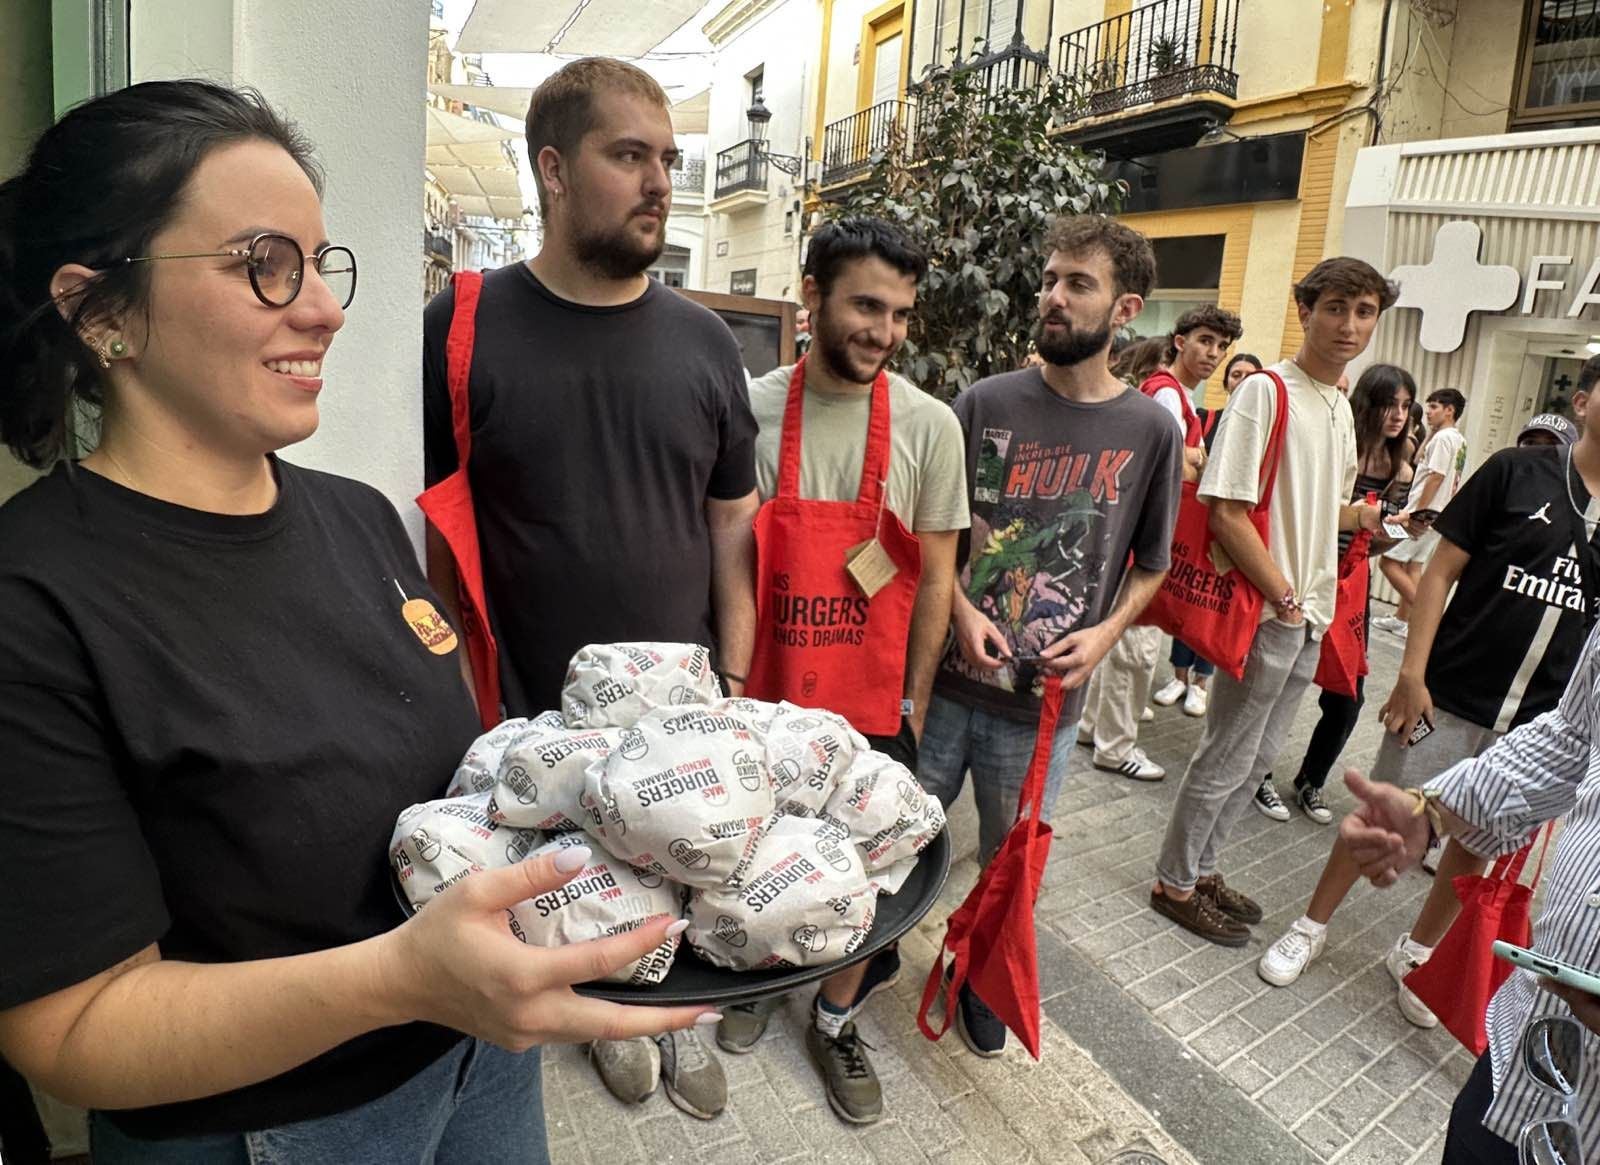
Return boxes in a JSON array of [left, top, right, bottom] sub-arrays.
[[1056, 0, 1241, 157], [672, 156, 707, 196], [424, 229, 453, 265], [821, 99, 910, 188], [712, 141, 770, 211]]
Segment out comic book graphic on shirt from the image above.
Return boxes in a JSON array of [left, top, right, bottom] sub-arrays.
[[944, 435, 1141, 701]]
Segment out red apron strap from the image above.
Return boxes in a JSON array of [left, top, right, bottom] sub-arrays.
[[776, 357, 808, 499], [855, 370, 892, 509], [776, 357, 893, 507], [445, 271, 485, 468]]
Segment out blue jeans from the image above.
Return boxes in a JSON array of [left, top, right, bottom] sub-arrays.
[[918, 693, 1078, 864], [1168, 639, 1215, 679], [89, 1040, 547, 1165]]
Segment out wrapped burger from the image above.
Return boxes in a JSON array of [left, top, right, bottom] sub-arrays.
[[561, 642, 723, 730], [582, 705, 773, 888], [508, 832, 683, 985], [491, 721, 621, 832], [686, 816, 874, 971], [764, 702, 864, 817], [823, 752, 947, 872], [445, 717, 534, 798], [390, 792, 543, 910]]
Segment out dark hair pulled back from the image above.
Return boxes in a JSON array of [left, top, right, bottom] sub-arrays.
[[0, 80, 321, 468]]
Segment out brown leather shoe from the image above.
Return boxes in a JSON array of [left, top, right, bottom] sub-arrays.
[[1150, 887, 1250, 947], [1197, 874, 1263, 925]]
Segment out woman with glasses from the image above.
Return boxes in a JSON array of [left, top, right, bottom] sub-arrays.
[[0, 81, 710, 1164]]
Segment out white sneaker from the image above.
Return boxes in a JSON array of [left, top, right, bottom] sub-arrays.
[[1372, 615, 1402, 633], [1384, 933, 1440, 1028], [1258, 918, 1328, 986], [1140, 706, 1155, 723], [1183, 685, 1208, 717], [1093, 747, 1166, 781], [1077, 723, 1094, 746], [1152, 678, 1186, 707]]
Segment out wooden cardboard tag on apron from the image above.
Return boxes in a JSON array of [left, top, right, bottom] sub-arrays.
[[845, 537, 900, 599]]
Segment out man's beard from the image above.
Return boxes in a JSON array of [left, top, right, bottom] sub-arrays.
[[570, 211, 666, 280], [1034, 308, 1114, 368], [813, 313, 892, 385]]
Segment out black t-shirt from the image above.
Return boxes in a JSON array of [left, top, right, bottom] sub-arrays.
[[0, 460, 478, 1138], [1429, 446, 1600, 731], [423, 264, 758, 715]]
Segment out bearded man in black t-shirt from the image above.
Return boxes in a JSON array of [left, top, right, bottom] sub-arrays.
[[1257, 402, 1600, 1028], [421, 58, 758, 1122]]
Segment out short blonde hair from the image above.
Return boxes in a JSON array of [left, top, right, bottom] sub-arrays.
[[524, 57, 670, 216]]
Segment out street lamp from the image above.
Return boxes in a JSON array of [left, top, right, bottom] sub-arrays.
[[746, 97, 804, 178]]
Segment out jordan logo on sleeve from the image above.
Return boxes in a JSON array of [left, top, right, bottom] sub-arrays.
[[1530, 503, 1553, 525]]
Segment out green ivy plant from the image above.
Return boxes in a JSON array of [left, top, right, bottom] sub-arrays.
[[826, 45, 1123, 399]]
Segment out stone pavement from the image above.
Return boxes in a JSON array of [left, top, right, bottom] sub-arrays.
[[546, 613, 1473, 1164]]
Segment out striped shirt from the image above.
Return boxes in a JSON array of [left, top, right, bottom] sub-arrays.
[[1428, 618, 1600, 1155]]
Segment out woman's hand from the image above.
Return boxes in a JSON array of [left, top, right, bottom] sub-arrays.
[[379, 847, 715, 1051]]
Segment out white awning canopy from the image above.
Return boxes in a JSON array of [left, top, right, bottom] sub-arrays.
[[457, 0, 703, 55], [426, 105, 518, 147], [670, 88, 709, 134], [428, 83, 535, 122]]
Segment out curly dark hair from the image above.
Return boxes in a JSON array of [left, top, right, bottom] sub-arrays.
[[1043, 214, 1156, 299]]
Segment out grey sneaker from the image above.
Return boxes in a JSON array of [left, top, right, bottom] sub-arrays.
[[590, 1037, 659, 1104], [806, 1020, 883, 1124], [717, 996, 781, 1053], [655, 1026, 727, 1119]]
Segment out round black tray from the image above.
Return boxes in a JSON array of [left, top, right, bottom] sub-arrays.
[[394, 828, 950, 1007]]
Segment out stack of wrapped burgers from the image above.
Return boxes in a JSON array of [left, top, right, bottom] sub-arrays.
[[390, 643, 945, 986]]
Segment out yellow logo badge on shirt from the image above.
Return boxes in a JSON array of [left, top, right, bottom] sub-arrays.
[[401, 596, 459, 655]]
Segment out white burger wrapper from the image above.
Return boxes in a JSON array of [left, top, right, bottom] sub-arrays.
[[561, 642, 723, 729], [445, 717, 534, 798], [708, 695, 784, 733], [390, 792, 543, 910], [823, 752, 947, 872], [491, 723, 621, 832], [686, 816, 874, 971], [764, 703, 865, 816], [582, 706, 773, 888], [508, 832, 683, 985]]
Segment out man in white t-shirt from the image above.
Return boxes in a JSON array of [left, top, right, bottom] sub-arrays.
[[1375, 388, 1467, 638], [1081, 306, 1242, 781], [1149, 257, 1389, 946]]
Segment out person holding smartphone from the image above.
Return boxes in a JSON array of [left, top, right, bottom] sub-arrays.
[[1258, 409, 1600, 1029], [1339, 601, 1600, 1162]]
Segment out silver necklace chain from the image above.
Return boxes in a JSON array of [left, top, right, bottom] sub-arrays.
[[1564, 445, 1598, 535]]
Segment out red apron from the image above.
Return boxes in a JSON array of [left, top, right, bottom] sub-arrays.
[[745, 358, 921, 736]]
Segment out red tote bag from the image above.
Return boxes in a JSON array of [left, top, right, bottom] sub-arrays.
[[917, 675, 1064, 1060], [415, 271, 503, 730], [1403, 826, 1551, 1055], [1312, 529, 1373, 699], [1139, 371, 1290, 680]]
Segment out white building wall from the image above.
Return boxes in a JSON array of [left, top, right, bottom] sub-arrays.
[[132, 0, 431, 552], [704, 0, 815, 301]]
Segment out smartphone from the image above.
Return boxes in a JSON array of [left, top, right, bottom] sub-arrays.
[[1012, 654, 1048, 667], [1493, 941, 1600, 997], [1412, 509, 1441, 526], [1407, 716, 1435, 746], [1382, 519, 1412, 541]]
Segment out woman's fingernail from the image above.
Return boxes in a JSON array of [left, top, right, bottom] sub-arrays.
[[665, 918, 690, 937], [696, 1012, 724, 1024], [553, 846, 591, 873]]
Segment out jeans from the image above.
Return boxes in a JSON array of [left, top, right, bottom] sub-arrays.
[[918, 693, 1078, 864], [88, 1040, 547, 1165], [1168, 639, 1215, 679], [1442, 1052, 1517, 1164], [1155, 619, 1319, 892]]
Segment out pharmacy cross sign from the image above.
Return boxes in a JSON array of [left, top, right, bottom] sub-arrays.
[[1391, 221, 1521, 353]]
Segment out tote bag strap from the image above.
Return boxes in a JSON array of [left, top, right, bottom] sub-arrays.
[[1254, 370, 1292, 514]]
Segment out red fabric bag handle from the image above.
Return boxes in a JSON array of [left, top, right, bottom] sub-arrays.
[[444, 272, 483, 467], [1253, 370, 1292, 514]]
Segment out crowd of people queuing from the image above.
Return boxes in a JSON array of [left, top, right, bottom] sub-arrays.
[[0, 55, 1597, 1165]]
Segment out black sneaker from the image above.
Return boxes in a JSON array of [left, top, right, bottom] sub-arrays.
[[956, 981, 1006, 1057], [1296, 782, 1333, 825], [1252, 776, 1291, 822], [847, 945, 901, 1010]]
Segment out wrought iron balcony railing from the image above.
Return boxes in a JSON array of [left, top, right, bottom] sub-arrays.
[[1057, 0, 1240, 119], [821, 99, 910, 186], [672, 156, 707, 193], [425, 230, 453, 262], [714, 140, 769, 198]]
